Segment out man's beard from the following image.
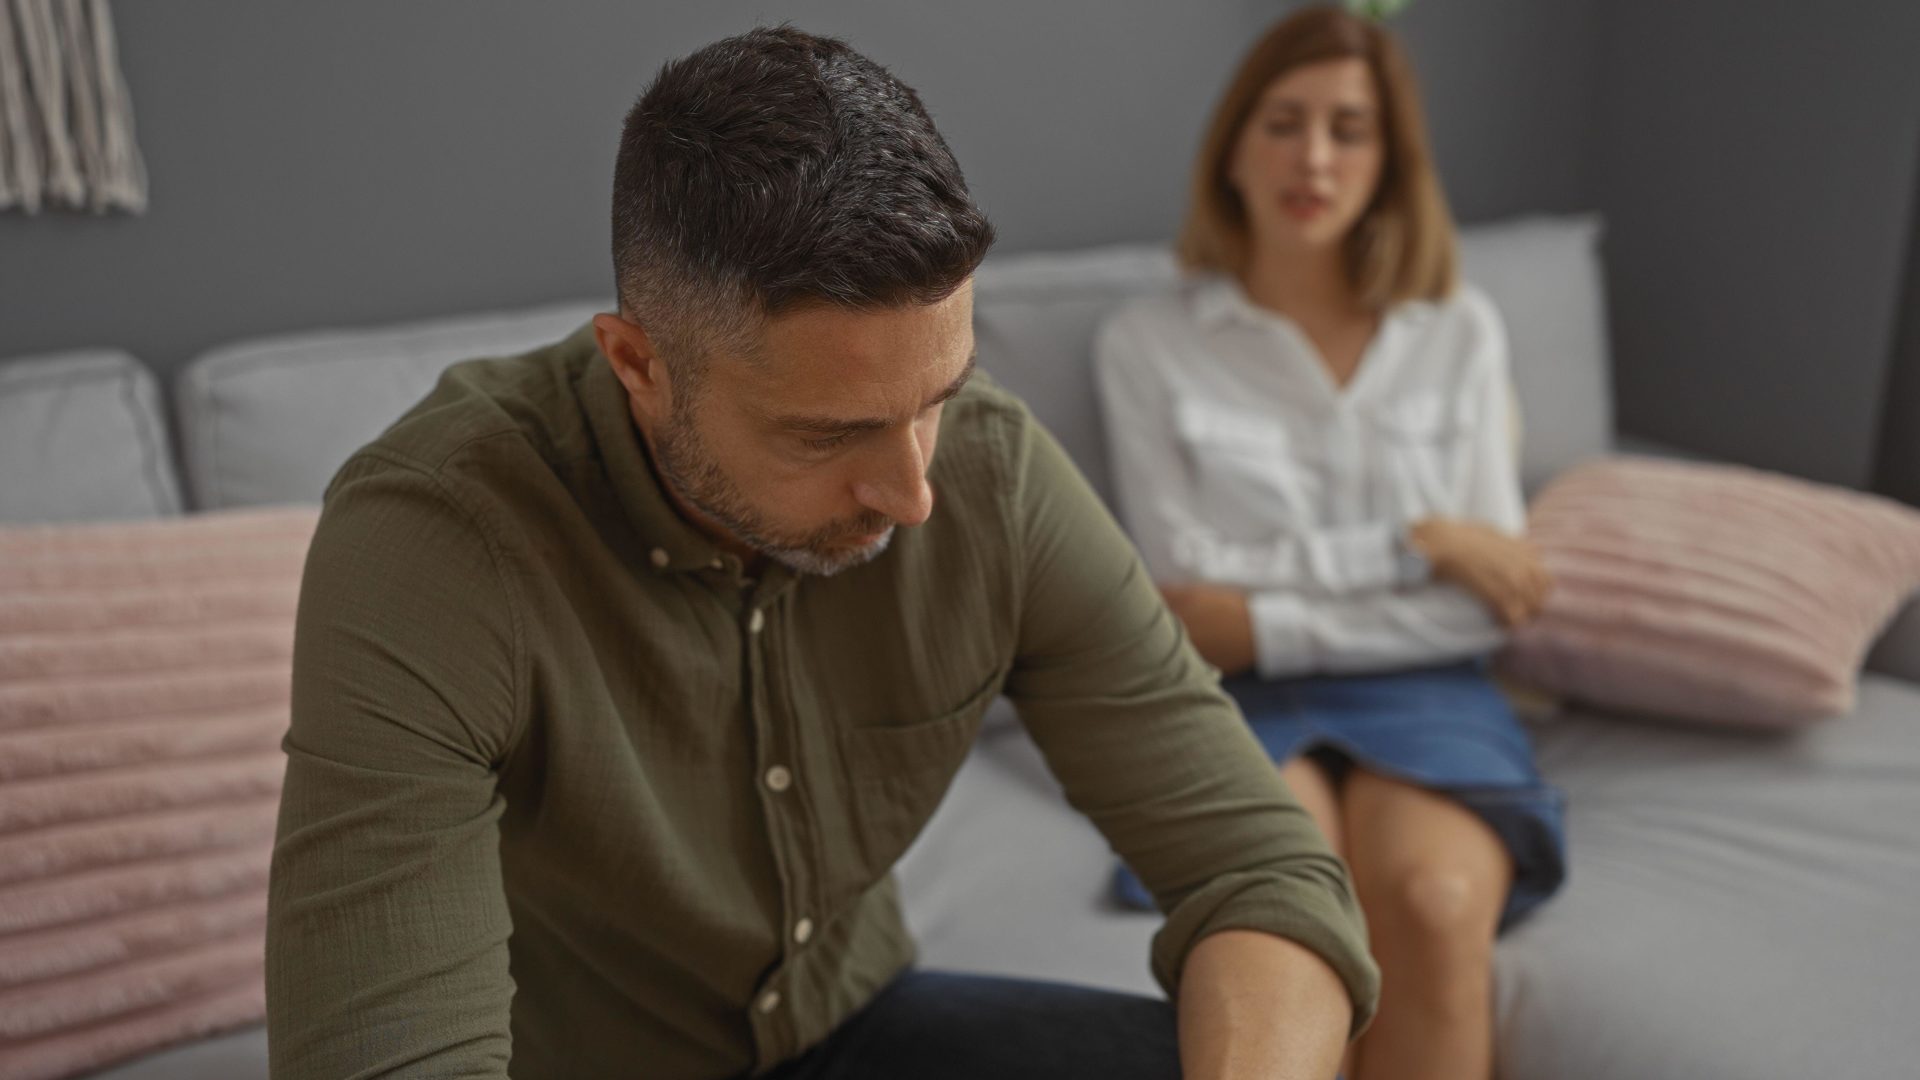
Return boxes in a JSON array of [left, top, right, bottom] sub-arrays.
[[651, 408, 896, 577]]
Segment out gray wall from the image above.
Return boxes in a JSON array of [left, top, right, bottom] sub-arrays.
[[1592, 2, 1920, 488], [0, 1, 1598, 380]]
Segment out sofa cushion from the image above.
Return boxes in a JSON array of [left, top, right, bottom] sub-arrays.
[[972, 244, 1181, 507], [1502, 455, 1920, 728], [173, 301, 608, 510], [1491, 677, 1920, 1080], [1611, 433, 1920, 686], [1457, 215, 1613, 493], [0, 507, 316, 1080], [0, 351, 182, 525]]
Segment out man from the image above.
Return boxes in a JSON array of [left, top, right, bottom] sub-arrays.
[[266, 26, 1379, 1080]]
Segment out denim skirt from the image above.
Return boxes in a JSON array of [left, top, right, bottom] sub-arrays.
[[1113, 660, 1567, 932]]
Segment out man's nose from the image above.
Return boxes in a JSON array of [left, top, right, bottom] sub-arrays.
[[851, 430, 934, 528]]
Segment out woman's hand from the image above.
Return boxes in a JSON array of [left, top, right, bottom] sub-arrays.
[[1159, 583, 1258, 676], [1409, 518, 1553, 628]]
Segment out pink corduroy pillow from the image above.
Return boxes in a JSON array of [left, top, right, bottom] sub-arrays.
[[1499, 456, 1920, 729], [0, 506, 318, 1080]]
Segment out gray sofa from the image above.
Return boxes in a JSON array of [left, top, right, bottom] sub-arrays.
[[5, 215, 1917, 1079]]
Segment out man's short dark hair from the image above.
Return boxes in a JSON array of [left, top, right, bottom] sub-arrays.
[[611, 25, 996, 367]]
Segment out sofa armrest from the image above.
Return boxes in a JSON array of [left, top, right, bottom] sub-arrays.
[[1867, 598, 1920, 685]]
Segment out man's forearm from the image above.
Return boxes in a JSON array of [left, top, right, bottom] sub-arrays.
[[1178, 929, 1355, 1080]]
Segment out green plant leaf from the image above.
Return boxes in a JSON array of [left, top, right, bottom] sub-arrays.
[[1345, 0, 1414, 21]]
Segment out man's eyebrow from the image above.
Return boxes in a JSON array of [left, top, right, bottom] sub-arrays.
[[926, 351, 978, 409], [773, 351, 977, 435]]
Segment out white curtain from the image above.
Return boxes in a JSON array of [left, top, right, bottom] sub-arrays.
[[0, 0, 145, 214]]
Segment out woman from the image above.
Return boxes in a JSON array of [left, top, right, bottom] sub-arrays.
[[1092, 8, 1567, 1079]]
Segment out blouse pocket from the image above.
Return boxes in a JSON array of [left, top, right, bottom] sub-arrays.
[[836, 667, 1006, 881], [1171, 398, 1309, 523], [1366, 391, 1467, 515]]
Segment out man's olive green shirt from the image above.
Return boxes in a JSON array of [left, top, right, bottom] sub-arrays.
[[265, 327, 1380, 1079]]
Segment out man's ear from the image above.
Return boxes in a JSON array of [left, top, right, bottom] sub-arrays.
[[593, 312, 672, 420]]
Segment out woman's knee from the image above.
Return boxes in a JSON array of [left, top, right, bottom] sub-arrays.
[[1358, 861, 1503, 957], [1355, 866, 1500, 1021], [1340, 770, 1511, 945]]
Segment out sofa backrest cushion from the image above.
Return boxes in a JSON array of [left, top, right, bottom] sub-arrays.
[[174, 301, 608, 510], [971, 244, 1179, 507], [1457, 215, 1613, 492], [0, 351, 182, 525]]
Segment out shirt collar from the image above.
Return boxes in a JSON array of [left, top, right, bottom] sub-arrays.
[[574, 332, 733, 577], [1187, 273, 1434, 331], [1188, 274, 1260, 330]]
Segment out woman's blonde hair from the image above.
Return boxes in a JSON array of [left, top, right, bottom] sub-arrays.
[[1176, 5, 1457, 309]]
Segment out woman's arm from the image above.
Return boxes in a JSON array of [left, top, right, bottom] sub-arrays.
[[1169, 291, 1542, 677], [1407, 291, 1552, 627], [1164, 581, 1504, 678]]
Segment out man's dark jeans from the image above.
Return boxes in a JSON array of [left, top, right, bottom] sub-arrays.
[[764, 970, 1181, 1079]]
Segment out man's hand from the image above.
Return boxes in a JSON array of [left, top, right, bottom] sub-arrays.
[[1179, 929, 1354, 1080], [1409, 518, 1553, 628], [1159, 583, 1257, 676]]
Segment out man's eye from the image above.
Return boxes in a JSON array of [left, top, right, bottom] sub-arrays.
[[803, 432, 856, 452]]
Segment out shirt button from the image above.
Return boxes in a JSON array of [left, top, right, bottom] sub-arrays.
[[793, 917, 814, 945], [756, 990, 782, 1014], [649, 547, 669, 569], [748, 608, 766, 634], [764, 765, 792, 793]]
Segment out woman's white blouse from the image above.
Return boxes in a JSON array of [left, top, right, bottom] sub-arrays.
[[1092, 276, 1525, 679]]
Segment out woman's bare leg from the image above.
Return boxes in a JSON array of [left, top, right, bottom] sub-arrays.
[[1341, 768, 1512, 1080]]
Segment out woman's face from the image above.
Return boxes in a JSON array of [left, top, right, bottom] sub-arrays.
[[1227, 57, 1386, 256]]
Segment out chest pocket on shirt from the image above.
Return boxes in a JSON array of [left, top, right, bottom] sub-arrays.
[[1365, 391, 1467, 516], [1172, 398, 1310, 524], [836, 667, 1006, 883]]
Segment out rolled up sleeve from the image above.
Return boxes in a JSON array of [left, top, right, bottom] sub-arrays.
[[999, 410, 1381, 1034]]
